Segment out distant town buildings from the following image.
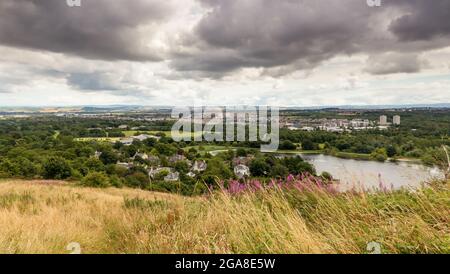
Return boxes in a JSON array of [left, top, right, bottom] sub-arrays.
[[379, 115, 400, 126], [393, 115, 401, 125], [282, 115, 400, 132], [379, 115, 388, 126]]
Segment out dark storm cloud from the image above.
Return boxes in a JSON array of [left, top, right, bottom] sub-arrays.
[[0, 0, 173, 61], [1, 0, 449, 78], [171, 0, 373, 75], [170, 0, 450, 77], [389, 0, 450, 41]]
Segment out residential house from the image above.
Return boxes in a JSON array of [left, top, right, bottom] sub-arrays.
[[187, 171, 196, 178], [116, 162, 133, 169], [148, 167, 172, 180], [234, 164, 250, 179], [94, 151, 102, 158], [169, 154, 186, 163], [132, 151, 149, 161], [232, 156, 254, 167], [164, 171, 180, 182], [120, 138, 134, 145], [191, 160, 207, 172], [132, 134, 161, 142]]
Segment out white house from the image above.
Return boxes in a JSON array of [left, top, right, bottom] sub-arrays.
[[132, 152, 149, 160], [234, 164, 250, 179], [148, 167, 172, 179], [191, 160, 207, 172], [164, 171, 180, 182], [116, 162, 133, 169], [120, 138, 134, 145], [132, 134, 161, 142]]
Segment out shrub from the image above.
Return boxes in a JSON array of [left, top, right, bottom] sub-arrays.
[[82, 172, 110, 188], [42, 156, 72, 180], [371, 148, 388, 162], [279, 140, 297, 150], [99, 150, 118, 165]]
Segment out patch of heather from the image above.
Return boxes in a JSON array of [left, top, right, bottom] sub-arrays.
[[219, 173, 338, 195]]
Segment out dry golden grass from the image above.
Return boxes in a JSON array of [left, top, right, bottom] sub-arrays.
[[0, 179, 448, 254]]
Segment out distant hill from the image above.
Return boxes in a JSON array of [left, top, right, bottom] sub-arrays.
[[1, 103, 449, 113]]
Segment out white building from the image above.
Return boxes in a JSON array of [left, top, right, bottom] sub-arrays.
[[164, 171, 180, 182], [148, 167, 172, 179], [350, 119, 370, 128], [393, 115, 401, 125], [132, 134, 161, 142], [191, 160, 207, 172], [234, 164, 250, 179], [120, 138, 134, 145], [379, 115, 388, 125]]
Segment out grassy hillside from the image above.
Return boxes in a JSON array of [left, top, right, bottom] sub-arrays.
[[0, 180, 448, 254]]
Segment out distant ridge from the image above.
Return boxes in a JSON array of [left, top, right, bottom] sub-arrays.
[[0, 103, 449, 113], [281, 103, 450, 110]]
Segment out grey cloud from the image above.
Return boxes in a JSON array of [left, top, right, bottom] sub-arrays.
[[364, 53, 427, 75], [389, 0, 450, 41], [170, 0, 450, 78], [0, 0, 173, 61], [65, 70, 157, 99], [67, 72, 121, 91], [171, 0, 372, 76]]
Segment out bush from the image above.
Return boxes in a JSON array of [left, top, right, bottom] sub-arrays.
[[321, 171, 333, 181], [125, 172, 149, 188], [42, 157, 72, 180], [249, 158, 270, 177], [279, 140, 297, 150], [371, 148, 388, 162], [82, 172, 110, 188], [282, 156, 316, 175], [99, 150, 118, 165]]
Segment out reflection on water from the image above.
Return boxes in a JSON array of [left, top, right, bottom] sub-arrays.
[[302, 154, 445, 191]]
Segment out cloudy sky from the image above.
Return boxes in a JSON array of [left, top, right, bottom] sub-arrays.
[[0, 0, 449, 106]]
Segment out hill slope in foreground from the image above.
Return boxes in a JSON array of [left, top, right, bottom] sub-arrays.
[[0, 180, 448, 254]]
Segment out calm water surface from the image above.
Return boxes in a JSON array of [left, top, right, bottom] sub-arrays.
[[302, 154, 444, 191]]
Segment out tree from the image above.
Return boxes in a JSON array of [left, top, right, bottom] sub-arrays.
[[279, 140, 297, 150], [144, 137, 156, 147], [282, 156, 315, 175], [174, 160, 189, 174], [125, 172, 150, 188], [42, 156, 72, 179], [82, 172, 110, 188], [236, 148, 247, 157], [85, 158, 105, 172], [154, 143, 177, 156], [99, 150, 118, 165], [386, 145, 397, 158], [204, 158, 233, 179], [269, 164, 289, 178], [249, 158, 270, 177], [371, 148, 388, 162], [302, 139, 318, 150]]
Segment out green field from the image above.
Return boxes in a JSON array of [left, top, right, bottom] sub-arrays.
[[123, 130, 202, 139], [74, 137, 122, 142]]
